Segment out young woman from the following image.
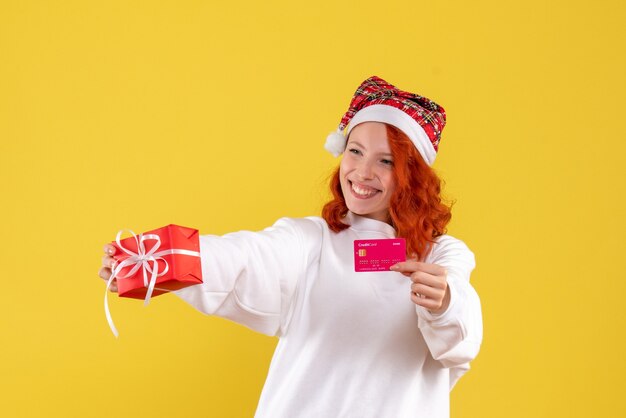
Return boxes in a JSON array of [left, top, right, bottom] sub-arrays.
[[98, 76, 483, 417]]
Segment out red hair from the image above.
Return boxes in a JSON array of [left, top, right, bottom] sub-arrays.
[[321, 124, 452, 260]]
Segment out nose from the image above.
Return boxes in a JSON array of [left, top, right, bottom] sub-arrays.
[[355, 159, 374, 180]]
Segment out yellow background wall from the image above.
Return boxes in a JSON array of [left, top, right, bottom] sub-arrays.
[[1, 0, 625, 417]]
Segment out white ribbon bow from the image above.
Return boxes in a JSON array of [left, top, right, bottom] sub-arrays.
[[104, 229, 200, 338]]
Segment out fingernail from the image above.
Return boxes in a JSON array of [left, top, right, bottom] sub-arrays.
[[107, 247, 114, 255], [390, 264, 398, 270]]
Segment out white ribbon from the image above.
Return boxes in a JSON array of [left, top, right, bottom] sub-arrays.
[[104, 229, 200, 338]]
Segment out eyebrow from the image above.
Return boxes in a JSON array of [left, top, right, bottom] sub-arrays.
[[348, 140, 393, 158]]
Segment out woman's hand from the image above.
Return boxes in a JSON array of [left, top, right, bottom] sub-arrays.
[[98, 244, 118, 293], [390, 261, 450, 314]]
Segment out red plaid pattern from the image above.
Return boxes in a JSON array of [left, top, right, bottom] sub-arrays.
[[339, 76, 446, 152]]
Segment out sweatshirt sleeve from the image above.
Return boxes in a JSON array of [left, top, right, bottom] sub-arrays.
[[173, 217, 322, 337], [415, 235, 483, 389]]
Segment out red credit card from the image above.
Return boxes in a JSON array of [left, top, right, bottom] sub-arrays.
[[354, 238, 406, 272]]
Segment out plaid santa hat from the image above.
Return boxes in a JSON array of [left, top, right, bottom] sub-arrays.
[[325, 76, 446, 165]]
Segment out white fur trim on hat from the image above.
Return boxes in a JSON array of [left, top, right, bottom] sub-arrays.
[[346, 104, 437, 165]]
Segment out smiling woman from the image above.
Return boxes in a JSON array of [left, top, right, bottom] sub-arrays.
[[324, 122, 452, 261], [99, 75, 482, 418], [339, 122, 397, 223]]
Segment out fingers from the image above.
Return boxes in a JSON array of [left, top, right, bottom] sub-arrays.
[[100, 244, 118, 292], [411, 282, 445, 301], [408, 270, 446, 310], [392, 261, 449, 311], [98, 266, 118, 292], [101, 254, 117, 268], [409, 270, 447, 289], [411, 291, 441, 311], [98, 266, 112, 281], [103, 244, 116, 256], [390, 261, 446, 276], [390, 262, 447, 289], [410, 282, 449, 311]]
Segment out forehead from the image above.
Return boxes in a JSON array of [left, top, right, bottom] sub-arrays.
[[347, 122, 390, 152]]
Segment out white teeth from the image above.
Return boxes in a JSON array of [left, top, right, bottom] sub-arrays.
[[352, 182, 377, 197]]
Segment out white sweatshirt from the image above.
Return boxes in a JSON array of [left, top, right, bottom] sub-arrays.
[[175, 212, 482, 418]]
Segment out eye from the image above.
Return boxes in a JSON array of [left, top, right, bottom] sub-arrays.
[[381, 159, 393, 166], [348, 148, 362, 156]]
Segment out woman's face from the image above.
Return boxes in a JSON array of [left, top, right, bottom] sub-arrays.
[[340, 122, 396, 223]]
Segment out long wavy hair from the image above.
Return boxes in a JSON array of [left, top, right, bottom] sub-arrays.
[[321, 124, 452, 260]]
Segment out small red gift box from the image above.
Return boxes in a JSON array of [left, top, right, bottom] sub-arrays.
[[111, 224, 203, 300]]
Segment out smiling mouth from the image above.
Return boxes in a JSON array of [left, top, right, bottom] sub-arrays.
[[350, 181, 381, 198]]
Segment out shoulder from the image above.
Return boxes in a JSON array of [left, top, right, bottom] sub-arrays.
[[427, 234, 476, 270], [268, 216, 329, 260], [271, 216, 327, 235], [268, 216, 328, 250]]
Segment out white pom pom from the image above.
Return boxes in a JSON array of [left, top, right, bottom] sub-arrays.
[[324, 128, 347, 157]]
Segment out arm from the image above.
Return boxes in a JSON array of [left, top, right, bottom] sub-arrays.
[[391, 235, 482, 388], [418, 236, 482, 387], [173, 217, 322, 337]]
